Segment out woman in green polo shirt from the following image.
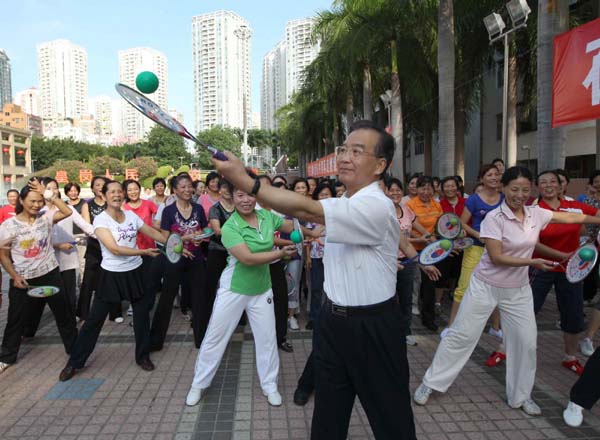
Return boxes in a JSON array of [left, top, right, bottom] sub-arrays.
[[186, 175, 297, 408]]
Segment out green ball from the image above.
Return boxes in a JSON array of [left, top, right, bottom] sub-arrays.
[[579, 247, 595, 262], [173, 244, 183, 254], [136, 71, 159, 94], [43, 287, 53, 296], [204, 227, 213, 235], [440, 239, 452, 251], [290, 230, 302, 244], [449, 217, 459, 225]]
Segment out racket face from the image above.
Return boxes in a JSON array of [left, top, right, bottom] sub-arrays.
[[418, 240, 453, 265], [453, 237, 474, 250], [193, 230, 215, 240], [566, 244, 598, 283], [435, 213, 462, 239], [115, 83, 189, 138], [27, 285, 60, 298], [164, 233, 183, 264]]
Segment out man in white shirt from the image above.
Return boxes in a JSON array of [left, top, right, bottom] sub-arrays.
[[212, 120, 416, 440]]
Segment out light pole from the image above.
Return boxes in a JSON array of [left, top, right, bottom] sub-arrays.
[[521, 144, 531, 171], [483, 0, 531, 166], [234, 25, 252, 166], [178, 156, 184, 168]]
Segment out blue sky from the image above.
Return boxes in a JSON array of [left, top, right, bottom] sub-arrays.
[[1, 0, 332, 126]]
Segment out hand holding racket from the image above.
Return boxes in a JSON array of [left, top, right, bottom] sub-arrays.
[[115, 83, 228, 161], [400, 239, 454, 266]]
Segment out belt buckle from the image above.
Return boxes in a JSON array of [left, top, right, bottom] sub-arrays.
[[331, 303, 347, 317]]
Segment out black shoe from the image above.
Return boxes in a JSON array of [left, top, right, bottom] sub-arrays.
[[278, 342, 294, 353], [305, 320, 313, 330], [59, 365, 76, 382], [293, 388, 311, 406], [138, 358, 155, 371]]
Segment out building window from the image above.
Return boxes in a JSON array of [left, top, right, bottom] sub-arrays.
[[414, 131, 424, 156]]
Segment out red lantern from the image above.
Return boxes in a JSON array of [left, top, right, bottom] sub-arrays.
[[4, 177, 10, 182], [2, 147, 9, 154], [16, 150, 24, 156]]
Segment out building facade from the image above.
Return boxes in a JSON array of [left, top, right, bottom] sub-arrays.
[[37, 39, 88, 120], [285, 18, 319, 103], [14, 87, 41, 117], [0, 103, 43, 137], [118, 47, 168, 142], [261, 41, 286, 130], [192, 10, 252, 133], [0, 49, 12, 108], [0, 125, 32, 192]]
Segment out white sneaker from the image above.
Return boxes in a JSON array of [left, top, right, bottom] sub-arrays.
[[413, 383, 432, 405], [127, 305, 133, 316], [411, 306, 420, 316], [264, 391, 282, 407], [406, 335, 417, 346], [114, 317, 124, 324], [555, 320, 561, 330], [563, 401, 583, 427], [580, 337, 595, 357], [0, 362, 11, 374], [440, 327, 450, 339], [288, 316, 299, 331], [520, 399, 542, 416], [488, 327, 503, 339], [186, 387, 202, 406]]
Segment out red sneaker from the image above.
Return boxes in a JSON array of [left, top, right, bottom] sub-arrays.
[[562, 359, 584, 376], [485, 351, 506, 367]]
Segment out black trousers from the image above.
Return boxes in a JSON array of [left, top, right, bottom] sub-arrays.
[[0, 268, 77, 364], [193, 249, 227, 348], [67, 287, 153, 368], [270, 260, 289, 345], [311, 299, 416, 440], [78, 249, 121, 321], [24, 268, 77, 337], [583, 257, 600, 301], [150, 258, 205, 351], [570, 346, 600, 409]]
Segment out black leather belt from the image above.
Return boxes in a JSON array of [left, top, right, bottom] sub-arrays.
[[325, 296, 398, 318]]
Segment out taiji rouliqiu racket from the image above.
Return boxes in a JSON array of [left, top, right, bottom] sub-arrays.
[[435, 213, 462, 240], [192, 227, 215, 241], [115, 83, 228, 161], [26, 285, 60, 298], [453, 237, 475, 250], [161, 233, 183, 264], [563, 243, 598, 283], [400, 239, 454, 266]]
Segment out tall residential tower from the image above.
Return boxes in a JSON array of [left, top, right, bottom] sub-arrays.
[[0, 49, 12, 108]]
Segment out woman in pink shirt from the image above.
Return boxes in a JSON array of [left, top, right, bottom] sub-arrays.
[[199, 172, 221, 218], [413, 166, 600, 417]]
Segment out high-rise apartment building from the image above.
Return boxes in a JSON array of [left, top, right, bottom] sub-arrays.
[[0, 49, 13, 108], [14, 87, 41, 117], [192, 10, 252, 133], [37, 39, 88, 120], [261, 41, 286, 131], [285, 18, 319, 102], [118, 47, 168, 142], [91, 96, 113, 137]]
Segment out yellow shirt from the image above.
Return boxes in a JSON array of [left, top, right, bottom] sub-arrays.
[[405, 197, 443, 250]]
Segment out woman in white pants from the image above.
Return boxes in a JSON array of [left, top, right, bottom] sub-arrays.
[[186, 174, 297, 407], [414, 166, 600, 416]]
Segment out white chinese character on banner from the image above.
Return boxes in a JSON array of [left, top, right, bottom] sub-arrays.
[[583, 38, 600, 106]]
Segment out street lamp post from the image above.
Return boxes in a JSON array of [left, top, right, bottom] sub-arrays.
[[178, 156, 184, 168], [234, 25, 252, 166], [483, 0, 531, 167]]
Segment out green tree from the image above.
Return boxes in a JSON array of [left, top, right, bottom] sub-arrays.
[[90, 156, 124, 177], [125, 157, 158, 181], [195, 126, 242, 168], [145, 125, 192, 167]]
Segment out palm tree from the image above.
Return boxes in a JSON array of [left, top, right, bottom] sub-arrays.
[[537, 0, 569, 171], [438, 0, 455, 177]]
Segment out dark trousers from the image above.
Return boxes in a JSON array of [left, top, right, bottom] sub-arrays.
[[297, 303, 320, 394], [68, 289, 153, 368], [397, 263, 416, 335], [25, 268, 77, 337], [583, 257, 600, 301], [420, 267, 437, 326], [193, 249, 227, 348], [0, 268, 77, 364], [570, 346, 600, 409], [150, 259, 205, 351], [270, 260, 289, 345], [532, 270, 584, 334], [309, 259, 324, 322], [78, 251, 121, 321], [311, 299, 416, 440]]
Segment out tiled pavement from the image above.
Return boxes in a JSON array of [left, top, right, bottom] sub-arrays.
[[0, 283, 600, 439]]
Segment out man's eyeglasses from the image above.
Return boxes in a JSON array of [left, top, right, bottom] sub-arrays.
[[335, 145, 380, 159]]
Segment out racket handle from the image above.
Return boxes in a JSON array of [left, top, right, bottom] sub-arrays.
[[212, 151, 229, 161], [399, 255, 418, 265]]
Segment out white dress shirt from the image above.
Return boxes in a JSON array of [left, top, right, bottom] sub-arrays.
[[320, 181, 400, 306]]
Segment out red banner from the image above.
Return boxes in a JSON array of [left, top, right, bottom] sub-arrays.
[[307, 153, 337, 178], [553, 18, 600, 127]]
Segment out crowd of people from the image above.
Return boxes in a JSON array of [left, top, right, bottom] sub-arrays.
[[0, 121, 599, 436]]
